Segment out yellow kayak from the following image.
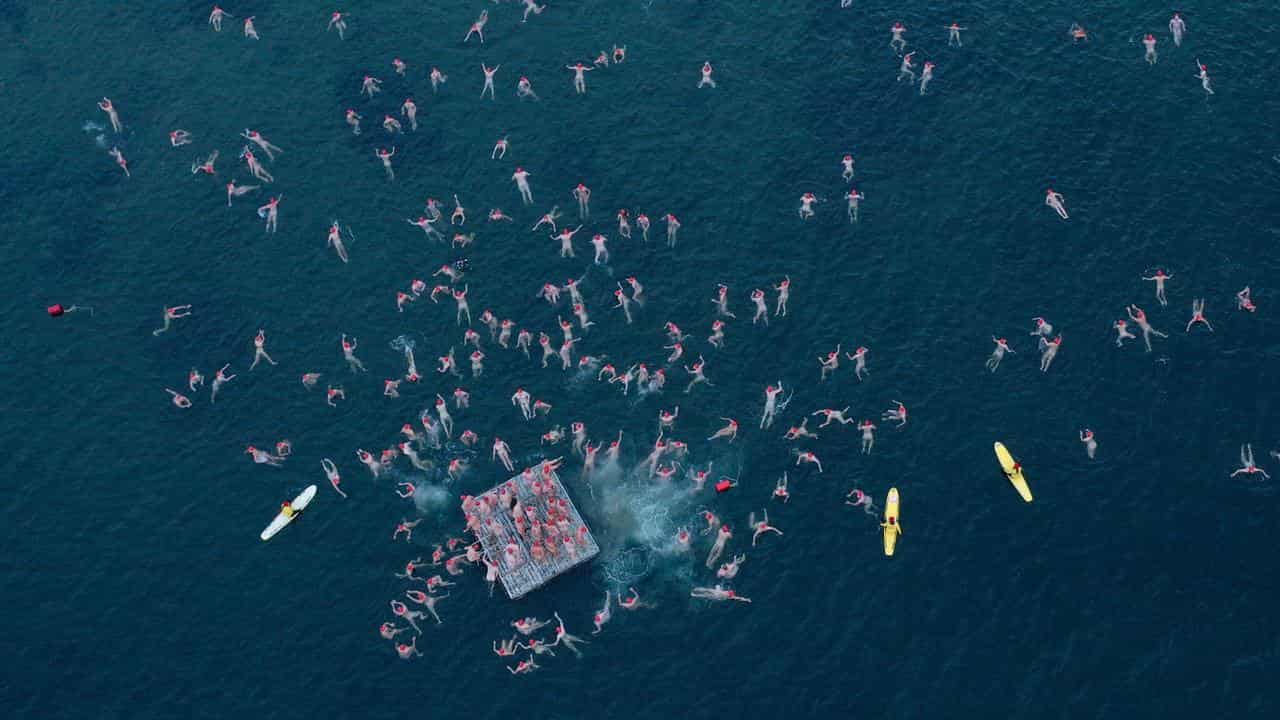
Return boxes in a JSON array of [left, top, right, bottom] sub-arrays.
[[994, 442, 1033, 502], [881, 487, 901, 556]]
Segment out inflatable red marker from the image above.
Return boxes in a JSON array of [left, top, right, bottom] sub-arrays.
[[46, 303, 92, 318], [715, 478, 736, 493]]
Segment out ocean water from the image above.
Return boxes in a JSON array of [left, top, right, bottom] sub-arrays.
[[2, 1, 1279, 718]]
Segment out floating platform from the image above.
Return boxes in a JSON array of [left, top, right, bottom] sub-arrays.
[[469, 467, 599, 599]]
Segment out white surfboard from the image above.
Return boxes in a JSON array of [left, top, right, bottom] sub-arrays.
[[260, 485, 317, 541]]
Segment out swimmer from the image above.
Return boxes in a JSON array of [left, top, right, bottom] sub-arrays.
[[326, 221, 350, 264], [389, 600, 424, 634], [326, 386, 345, 407], [799, 192, 817, 219], [794, 450, 823, 473], [749, 509, 783, 546], [1195, 60, 1213, 95], [249, 329, 277, 369], [241, 129, 282, 161], [405, 591, 448, 624], [818, 345, 842, 380], [1045, 189, 1069, 219], [565, 62, 593, 94], [392, 58, 406, 76], [300, 372, 321, 389], [169, 129, 192, 147], [152, 304, 192, 336], [1069, 23, 1088, 42], [512, 166, 532, 204], [512, 388, 534, 420], [750, 289, 769, 325], [841, 155, 855, 181], [245, 445, 283, 467], [332, 335, 365, 374], [516, 76, 538, 101], [395, 637, 422, 660], [708, 319, 727, 348], [430, 67, 448, 93], [626, 276, 645, 305], [322, 458, 346, 498], [890, 22, 907, 52], [1126, 304, 1167, 352], [814, 407, 854, 428], [761, 382, 784, 429], [188, 368, 204, 392], [241, 148, 273, 182], [451, 284, 471, 325], [947, 22, 965, 47], [707, 417, 739, 442], [711, 284, 737, 318], [1142, 269, 1173, 306], [209, 6, 232, 32], [532, 205, 561, 232], [919, 62, 935, 95], [360, 75, 381, 98], [636, 213, 651, 242], [552, 225, 582, 258], [508, 655, 540, 675], [380, 622, 407, 641], [858, 420, 876, 454], [550, 612, 589, 657], [97, 98, 122, 133], [1038, 335, 1062, 372], [591, 234, 609, 264], [165, 388, 192, 409], [698, 61, 716, 88], [522, 1, 546, 23], [1030, 317, 1054, 338], [986, 336, 1015, 371], [1185, 298, 1213, 333], [1231, 444, 1270, 480], [226, 179, 260, 207], [382, 115, 402, 134], [384, 378, 402, 397], [1113, 319, 1137, 347], [591, 592, 612, 635], [464, 9, 488, 43], [257, 195, 281, 233], [845, 187, 864, 223], [572, 183, 591, 219], [683, 355, 712, 393], [451, 194, 467, 225], [619, 587, 648, 610], [1169, 13, 1187, 47], [401, 98, 418, 131], [481, 63, 500, 100], [191, 150, 218, 176], [108, 147, 129, 177], [512, 617, 550, 636], [773, 276, 791, 316], [897, 52, 916, 83], [717, 554, 746, 580], [690, 585, 751, 603], [489, 136, 510, 161], [345, 109, 362, 135], [845, 346, 870, 380], [846, 489, 876, 515], [327, 11, 347, 40], [706, 524, 732, 569], [1079, 429, 1097, 459], [664, 213, 681, 247], [392, 518, 421, 543], [1236, 287, 1256, 313], [372, 147, 395, 181], [1143, 34, 1158, 65]]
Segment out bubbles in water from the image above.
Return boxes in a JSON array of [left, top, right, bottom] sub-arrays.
[[389, 334, 416, 353], [600, 546, 652, 587]]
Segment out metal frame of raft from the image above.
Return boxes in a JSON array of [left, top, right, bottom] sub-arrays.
[[473, 470, 599, 599]]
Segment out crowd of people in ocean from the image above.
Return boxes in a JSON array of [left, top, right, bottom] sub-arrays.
[[89, 5, 1271, 672]]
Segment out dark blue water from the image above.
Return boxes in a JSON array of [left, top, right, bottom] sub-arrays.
[[3, 1, 1279, 718]]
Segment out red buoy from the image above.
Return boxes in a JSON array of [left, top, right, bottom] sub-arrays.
[[47, 304, 65, 317], [714, 479, 733, 493]]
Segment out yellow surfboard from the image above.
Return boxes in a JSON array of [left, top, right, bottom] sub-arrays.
[[882, 487, 901, 556], [994, 442, 1033, 502]]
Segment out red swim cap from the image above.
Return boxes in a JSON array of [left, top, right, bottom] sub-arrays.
[[47, 304, 65, 317]]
